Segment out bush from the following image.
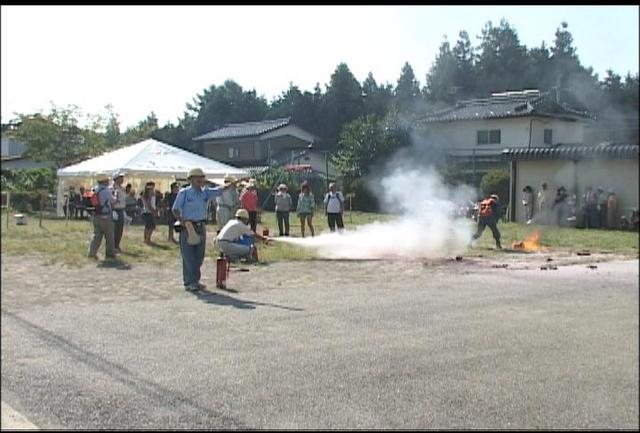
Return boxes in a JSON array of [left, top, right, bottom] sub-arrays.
[[480, 169, 510, 204], [6, 191, 43, 213]]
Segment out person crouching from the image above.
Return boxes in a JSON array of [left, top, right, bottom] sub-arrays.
[[214, 209, 271, 262]]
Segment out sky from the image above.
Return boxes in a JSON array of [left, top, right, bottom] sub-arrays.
[[1, 5, 638, 130]]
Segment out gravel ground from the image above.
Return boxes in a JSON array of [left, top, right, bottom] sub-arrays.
[[1, 251, 638, 429]]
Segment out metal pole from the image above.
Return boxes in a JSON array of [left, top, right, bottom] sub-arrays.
[[325, 151, 329, 190]]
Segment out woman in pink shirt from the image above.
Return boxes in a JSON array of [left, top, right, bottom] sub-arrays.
[[239, 181, 259, 232]]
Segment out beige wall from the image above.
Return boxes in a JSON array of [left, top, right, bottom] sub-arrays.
[[424, 117, 586, 152], [513, 159, 639, 222]]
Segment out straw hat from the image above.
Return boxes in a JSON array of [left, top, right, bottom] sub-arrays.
[[224, 174, 236, 183], [278, 183, 288, 190], [188, 168, 205, 178], [95, 172, 110, 183]]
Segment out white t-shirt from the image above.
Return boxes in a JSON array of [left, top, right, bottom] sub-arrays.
[[217, 219, 253, 242], [324, 191, 344, 214]]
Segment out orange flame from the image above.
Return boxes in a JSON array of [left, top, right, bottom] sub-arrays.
[[512, 231, 541, 251]]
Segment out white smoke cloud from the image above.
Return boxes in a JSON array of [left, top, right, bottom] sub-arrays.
[[276, 166, 476, 259]]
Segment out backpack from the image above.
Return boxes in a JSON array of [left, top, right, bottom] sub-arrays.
[[479, 198, 495, 218], [90, 188, 105, 213]]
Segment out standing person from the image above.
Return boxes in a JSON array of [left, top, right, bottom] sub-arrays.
[[216, 175, 240, 231], [324, 182, 345, 232], [606, 190, 619, 230], [88, 173, 116, 259], [296, 181, 315, 237], [111, 172, 127, 253], [471, 194, 502, 249], [274, 184, 293, 236], [537, 182, 551, 224], [553, 186, 569, 226], [166, 182, 180, 243], [214, 209, 272, 262], [239, 180, 259, 233], [522, 185, 534, 223], [597, 186, 608, 229], [142, 181, 158, 245], [582, 186, 599, 229], [78, 186, 88, 219], [172, 168, 237, 292]]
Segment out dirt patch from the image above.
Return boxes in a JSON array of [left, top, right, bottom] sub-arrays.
[[1, 250, 629, 312]]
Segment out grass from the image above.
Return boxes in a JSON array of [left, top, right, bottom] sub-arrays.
[[1, 211, 638, 267]]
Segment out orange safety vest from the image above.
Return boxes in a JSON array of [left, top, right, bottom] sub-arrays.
[[479, 198, 495, 218]]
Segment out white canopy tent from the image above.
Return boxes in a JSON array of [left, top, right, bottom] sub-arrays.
[[56, 138, 247, 216]]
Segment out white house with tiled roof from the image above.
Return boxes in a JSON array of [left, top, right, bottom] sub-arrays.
[[418, 89, 594, 163]]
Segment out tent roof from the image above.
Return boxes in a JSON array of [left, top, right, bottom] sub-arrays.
[[57, 138, 247, 178]]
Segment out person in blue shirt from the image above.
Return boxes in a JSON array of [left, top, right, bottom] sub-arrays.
[[172, 168, 246, 291]]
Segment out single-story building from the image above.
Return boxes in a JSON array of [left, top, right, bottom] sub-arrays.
[[503, 142, 639, 223]]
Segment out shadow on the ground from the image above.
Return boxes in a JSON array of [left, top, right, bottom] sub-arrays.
[[97, 258, 132, 270], [190, 289, 304, 311]]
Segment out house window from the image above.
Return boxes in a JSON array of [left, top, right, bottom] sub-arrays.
[[477, 129, 501, 145], [227, 147, 239, 159], [544, 129, 553, 145]]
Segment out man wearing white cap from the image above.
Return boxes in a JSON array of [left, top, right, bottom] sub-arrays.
[[172, 168, 247, 291], [215, 209, 272, 262], [88, 173, 117, 259]]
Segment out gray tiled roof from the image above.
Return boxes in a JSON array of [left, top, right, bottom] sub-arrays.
[[502, 142, 639, 161], [421, 91, 592, 123], [193, 118, 291, 141]]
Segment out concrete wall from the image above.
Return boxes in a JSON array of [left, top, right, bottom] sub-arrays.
[[512, 158, 639, 223], [424, 117, 587, 153]]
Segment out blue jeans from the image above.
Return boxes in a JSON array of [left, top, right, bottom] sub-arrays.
[[179, 222, 206, 286]]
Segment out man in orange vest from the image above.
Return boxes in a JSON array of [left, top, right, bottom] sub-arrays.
[[471, 193, 502, 249]]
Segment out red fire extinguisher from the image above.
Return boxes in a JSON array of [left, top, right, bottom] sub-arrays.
[[216, 254, 230, 289]]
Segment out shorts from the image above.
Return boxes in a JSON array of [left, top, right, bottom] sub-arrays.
[[142, 212, 156, 230], [298, 212, 313, 219]]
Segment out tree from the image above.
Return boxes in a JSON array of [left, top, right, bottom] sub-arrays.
[[11, 105, 107, 169], [475, 19, 529, 93], [190, 80, 269, 136], [332, 112, 409, 185], [362, 72, 394, 117], [267, 83, 321, 137], [118, 112, 159, 146], [452, 31, 476, 98], [395, 62, 421, 112], [425, 37, 459, 103], [321, 63, 365, 148]]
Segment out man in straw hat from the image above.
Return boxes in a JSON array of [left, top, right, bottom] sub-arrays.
[[88, 172, 117, 259], [172, 168, 247, 291], [214, 208, 272, 262], [216, 174, 240, 231]]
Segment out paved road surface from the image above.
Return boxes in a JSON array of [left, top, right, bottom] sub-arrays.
[[1, 256, 638, 429]]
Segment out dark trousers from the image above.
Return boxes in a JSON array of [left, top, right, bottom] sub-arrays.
[[327, 213, 344, 232], [276, 211, 290, 236], [114, 209, 125, 249], [179, 222, 206, 286], [472, 217, 501, 244], [248, 211, 258, 233]]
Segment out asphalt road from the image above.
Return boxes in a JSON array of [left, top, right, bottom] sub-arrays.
[[1, 256, 638, 429]]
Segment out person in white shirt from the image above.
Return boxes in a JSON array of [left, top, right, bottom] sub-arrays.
[[323, 183, 345, 232], [214, 209, 271, 262], [111, 172, 127, 253]]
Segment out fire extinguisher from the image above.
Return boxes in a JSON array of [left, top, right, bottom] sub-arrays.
[[216, 253, 230, 289]]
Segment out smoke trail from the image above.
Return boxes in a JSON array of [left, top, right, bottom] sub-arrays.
[[276, 166, 476, 259]]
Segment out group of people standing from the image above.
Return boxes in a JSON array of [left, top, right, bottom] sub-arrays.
[[523, 182, 622, 229]]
